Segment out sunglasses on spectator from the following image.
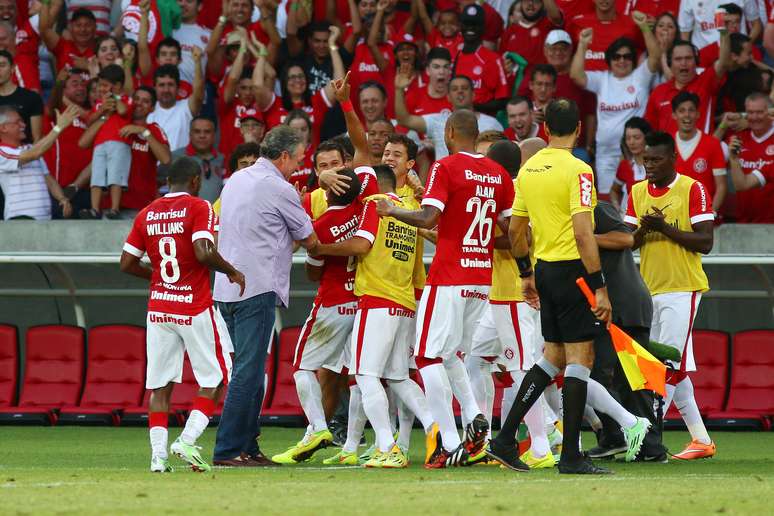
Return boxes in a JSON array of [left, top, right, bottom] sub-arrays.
[[612, 52, 635, 61]]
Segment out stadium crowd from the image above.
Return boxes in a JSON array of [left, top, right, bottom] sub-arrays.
[[1, 0, 774, 222]]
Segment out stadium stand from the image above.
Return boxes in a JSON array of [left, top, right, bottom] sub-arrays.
[[262, 327, 305, 425], [0, 325, 18, 409]]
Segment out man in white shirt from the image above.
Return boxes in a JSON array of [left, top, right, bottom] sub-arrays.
[[679, 0, 761, 49], [172, 0, 210, 88], [147, 49, 205, 151], [0, 104, 78, 219], [395, 75, 503, 159]]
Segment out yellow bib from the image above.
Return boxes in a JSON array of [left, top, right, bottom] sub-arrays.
[[309, 188, 329, 220]]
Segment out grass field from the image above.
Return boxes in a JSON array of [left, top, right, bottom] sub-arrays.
[[1, 427, 772, 515]]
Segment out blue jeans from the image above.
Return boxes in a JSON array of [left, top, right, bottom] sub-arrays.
[[213, 292, 276, 460]]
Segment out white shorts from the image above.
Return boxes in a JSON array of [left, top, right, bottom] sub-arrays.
[[471, 301, 540, 371], [146, 307, 233, 390], [351, 305, 416, 381], [294, 301, 357, 374], [650, 291, 702, 372], [415, 285, 489, 360]]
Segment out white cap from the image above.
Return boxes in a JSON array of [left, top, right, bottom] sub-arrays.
[[545, 30, 572, 46]]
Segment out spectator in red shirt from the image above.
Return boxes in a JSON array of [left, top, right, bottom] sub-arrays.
[[698, 4, 761, 68], [654, 12, 679, 81], [644, 32, 732, 135], [610, 116, 651, 213], [285, 109, 316, 191], [411, 3, 462, 57], [456, 0, 504, 49], [0, 0, 40, 92], [504, 96, 548, 143], [500, 0, 564, 71], [404, 47, 453, 117], [526, 64, 556, 121], [339, 0, 378, 55], [239, 113, 266, 146], [567, 0, 644, 71], [208, 0, 281, 75], [726, 92, 774, 223], [39, 2, 97, 72], [671, 91, 727, 212], [716, 33, 764, 115], [218, 34, 261, 159], [453, 3, 509, 115]]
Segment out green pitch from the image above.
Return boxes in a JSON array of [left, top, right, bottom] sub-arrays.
[[1, 427, 772, 515]]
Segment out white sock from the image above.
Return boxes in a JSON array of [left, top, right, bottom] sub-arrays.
[[150, 426, 168, 459], [180, 410, 209, 446], [386, 384, 398, 435], [357, 375, 395, 452], [586, 378, 637, 428], [663, 383, 676, 414], [544, 382, 563, 420], [419, 362, 461, 451], [343, 385, 367, 453], [294, 370, 328, 432], [501, 384, 517, 428], [396, 398, 414, 451], [674, 377, 711, 445], [444, 355, 480, 427], [467, 356, 494, 436], [388, 379, 434, 432], [542, 395, 557, 431], [584, 405, 603, 431]]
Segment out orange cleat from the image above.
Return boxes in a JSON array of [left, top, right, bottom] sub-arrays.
[[673, 440, 716, 460]]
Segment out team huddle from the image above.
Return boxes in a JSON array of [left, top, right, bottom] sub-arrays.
[[120, 77, 716, 474]]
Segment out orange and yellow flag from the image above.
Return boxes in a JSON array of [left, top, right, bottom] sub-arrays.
[[576, 278, 666, 396]]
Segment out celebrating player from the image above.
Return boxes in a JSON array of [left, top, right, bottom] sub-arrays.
[[378, 110, 515, 468], [120, 157, 245, 473]]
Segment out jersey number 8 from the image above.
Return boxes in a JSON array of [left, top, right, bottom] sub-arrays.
[[159, 237, 181, 283], [463, 197, 496, 247]]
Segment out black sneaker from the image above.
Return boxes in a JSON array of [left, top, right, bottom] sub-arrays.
[[463, 413, 489, 456], [587, 443, 627, 459], [485, 439, 530, 472], [558, 454, 613, 475], [79, 208, 101, 219], [104, 209, 121, 220]]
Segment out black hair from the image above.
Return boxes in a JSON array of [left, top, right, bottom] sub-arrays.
[[330, 135, 355, 159], [450, 74, 474, 89], [620, 116, 652, 158], [154, 64, 180, 85], [98, 64, 125, 85], [70, 8, 96, 23], [507, 95, 533, 110], [426, 47, 452, 64], [730, 32, 751, 55], [167, 156, 201, 185], [645, 131, 676, 154], [136, 85, 157, 105], [604, 37, 637, 67], [229, 142, 261, 172], [155, 37, 182, 58], [313, 139, 347, 169], [544, 98, 579, 137], [667, 39, 699, 67], [285, 108, 313, 132], [358, 80, 388, 99], [373, 164, 396, 190], [308, 21, 332, 35], [719, 3, 743, 17], [486, 140, 521, 179], [190, 115, 216, 129], [280, 63, 312, 111], [530, 63, 557, 83], [671, 90, 700, 112], [0, 49, 13, 66], [385, 133, 418, 161], [327, 168, 362, 206]]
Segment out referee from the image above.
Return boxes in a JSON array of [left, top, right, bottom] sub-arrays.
[[486, 99, 612, 475]]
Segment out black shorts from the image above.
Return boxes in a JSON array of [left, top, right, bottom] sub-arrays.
[[535, 259, 605, 344]]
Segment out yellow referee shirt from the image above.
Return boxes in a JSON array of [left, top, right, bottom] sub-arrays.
[[512, 148, 596, 262], [490, 179, 522, 302]]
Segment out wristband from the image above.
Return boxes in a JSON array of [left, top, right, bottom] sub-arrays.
[[519, 269, 534, 279], [218, 15, 227, 24], [141, 129, 151, 139], [340, 100, 354, 112], [515, 254, 531, 274], [586, 270, 606, 291], [52, 125, 62, 134], [329, 45, 339, 52]]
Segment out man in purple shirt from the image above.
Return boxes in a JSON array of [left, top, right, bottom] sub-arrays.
[[213, 126, 318, 467]]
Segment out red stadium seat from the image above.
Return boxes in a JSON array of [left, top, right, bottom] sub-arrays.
[[262, 327, 305, 425], [0, 325, 18, 408], [59, 326, 146, 426], [0, 325, 85, 425], [707, 330, 774, 430]]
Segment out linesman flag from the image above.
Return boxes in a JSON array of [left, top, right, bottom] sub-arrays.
[[576, 278, 666, 396]]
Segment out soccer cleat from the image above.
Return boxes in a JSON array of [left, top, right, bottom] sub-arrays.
[[271, 429, 333, 464], [558, 454, 613, 475], [673, 440, 716, 460], [548, 426, 563, 456], [485, 439, 529, 472], [170, 438, 211, 473], [323, 450, 359, 466], [463, 414, 489, 456], [623, 417, 652, 462], [424, 423, 439, 465], [150, 456, 173, 473], [363, 449, 387, 468], [381, 444, 409, 469], [467, 447, 489, 465], [520, 449, 557, 469], [425, 443, 470, 469], [358, 443, 378, 464]]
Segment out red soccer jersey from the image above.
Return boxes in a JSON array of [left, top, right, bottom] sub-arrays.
[[558, 0, 595, 20], [615, 158, 646, 194], [14, 20, 41, 92], [122, 123, 168, 210], [405, 86, 452, 117], [217, 92, 261, 160], [645, 67, 722, 134], [123, 192, 217, 316], [121, 0, 164, 52], [731, 126, 774, 223], [52, 39, 96, 72], [261, 90, 334, 146], [568, 13, 644, 71], [421, 152, 515, 286], [674, 131, 726, 198], [93, 95, 133, 146], [453, 46, 510, 106], [349, 42, 396, 119], [427, 28, 463, 58], [42, 112, 90, 187], [310, 203, 360, 307], [615, 0, 680, 17], [625, 175, 714, 224], [500, 18, 556, 68], [504, 123, 548, 143]]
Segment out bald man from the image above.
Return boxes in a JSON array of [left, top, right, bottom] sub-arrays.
[[378, 109, 516, 467], [519, 137, 547, 164]]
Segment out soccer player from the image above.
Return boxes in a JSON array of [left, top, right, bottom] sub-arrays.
[[120, 157, 245, 473], [378, 109, 515, 468], [312, 164, 436, 468], [625, 131, 716, 460], [487, 98, 612, 475]]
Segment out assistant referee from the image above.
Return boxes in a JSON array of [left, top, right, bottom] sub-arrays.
[[486, 99, 613, 475]]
